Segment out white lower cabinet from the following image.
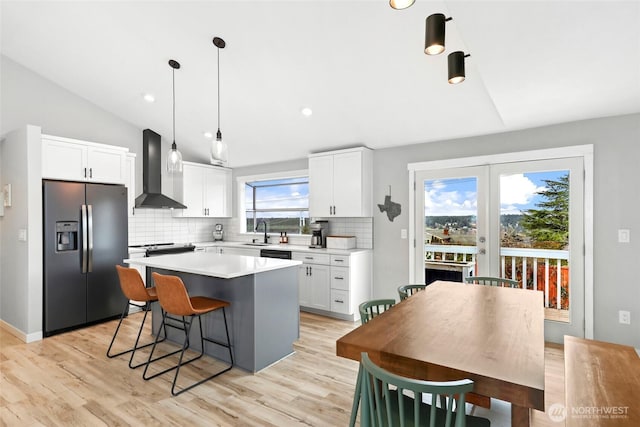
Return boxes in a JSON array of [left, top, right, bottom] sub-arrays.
[[294, 253, 331, 311], [294, 250, 372, 321]]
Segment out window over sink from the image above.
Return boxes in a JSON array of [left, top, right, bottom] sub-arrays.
[[238, 170, 310, 235]]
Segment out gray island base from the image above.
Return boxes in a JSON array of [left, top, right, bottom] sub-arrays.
[[125, 252, 300, 373]]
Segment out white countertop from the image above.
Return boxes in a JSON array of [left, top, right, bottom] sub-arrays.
[[124, 252, 301, 279], [193, 241, 370, 255]]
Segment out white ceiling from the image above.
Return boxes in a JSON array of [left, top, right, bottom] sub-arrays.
[[2, 1, 639, 167]]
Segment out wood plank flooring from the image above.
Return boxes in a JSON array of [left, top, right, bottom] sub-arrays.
[[1, 312, 564, 426]]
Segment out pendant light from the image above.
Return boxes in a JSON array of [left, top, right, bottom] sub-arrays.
[[448, 51, 470, 84], [166, 59, 183, 173], [389, 0, 415, 10], [211, 36, 228, 166], [424, 13, 452, 55]]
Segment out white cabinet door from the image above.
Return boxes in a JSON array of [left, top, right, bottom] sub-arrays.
[[125, 153, 136, 216], [204, 167, 231, 217], [298, 265, 312, 307], [86, 146, 126, 184], [309, 264, 331, 310], [332, 151, 363, 217], [181, 163, 206, 217], [309, 154, 334, 217], [42, 138, 86, 181]]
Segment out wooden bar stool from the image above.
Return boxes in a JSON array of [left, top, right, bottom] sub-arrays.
[[107, 265, 169, 369], [143, 272, 234, 396]]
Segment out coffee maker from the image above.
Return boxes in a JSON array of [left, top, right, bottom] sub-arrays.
[[309, 220, 328, 248], [213, 223, 224, 241]]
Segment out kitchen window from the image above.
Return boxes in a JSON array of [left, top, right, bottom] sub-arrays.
[[239, 171, 310, 235]]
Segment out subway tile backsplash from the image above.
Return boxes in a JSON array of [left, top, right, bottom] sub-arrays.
[[128, 210, 373, 249]]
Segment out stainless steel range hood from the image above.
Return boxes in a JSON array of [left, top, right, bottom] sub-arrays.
[[134, 129, 186, 209]]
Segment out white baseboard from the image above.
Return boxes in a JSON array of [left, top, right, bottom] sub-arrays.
[[0, 320, 43, 343]]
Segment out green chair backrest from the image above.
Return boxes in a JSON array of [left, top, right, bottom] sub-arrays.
[[465, 276, 520, 288], [397, 284, 427, 301], [359, 299, 396, 325], [358, 352, 481, 427]]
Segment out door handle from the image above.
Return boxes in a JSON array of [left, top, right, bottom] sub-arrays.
[[84, 167, 87, 178], [87, 204, 93, 272], [89, 168, 93, 179], [81, 205, 88, 273]]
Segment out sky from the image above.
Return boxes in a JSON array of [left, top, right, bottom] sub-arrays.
[[424, 170, 567, 217]]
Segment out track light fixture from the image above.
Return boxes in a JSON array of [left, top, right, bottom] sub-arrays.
[[448, 51, 470, 84], [389, 0, 415, 10], [425, 13, 452, 55]]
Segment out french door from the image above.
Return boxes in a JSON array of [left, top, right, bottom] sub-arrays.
[[412, 157, 585, 341]]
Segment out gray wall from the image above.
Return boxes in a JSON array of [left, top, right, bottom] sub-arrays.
[[371, 114, 640, 348]]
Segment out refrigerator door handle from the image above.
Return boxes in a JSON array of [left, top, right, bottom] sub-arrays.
[[87, 204, 94, 272], [81, 204, 88, 273]]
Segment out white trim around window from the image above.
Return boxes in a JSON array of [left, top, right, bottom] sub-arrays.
[[236, 169, 309, 234]]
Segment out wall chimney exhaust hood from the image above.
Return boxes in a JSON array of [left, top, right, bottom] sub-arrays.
[[134, 129, 186, 209]]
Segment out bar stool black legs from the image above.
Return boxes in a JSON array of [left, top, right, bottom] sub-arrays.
[[143, 272, 234, 396]]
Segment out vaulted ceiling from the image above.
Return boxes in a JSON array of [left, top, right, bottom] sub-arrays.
[[2, 1, 639, 167]]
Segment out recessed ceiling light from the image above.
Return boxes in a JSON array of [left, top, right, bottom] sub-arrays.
[[142, 93, 155, 103], [203, 131, 214, 139], [301, 107, 313, 117]]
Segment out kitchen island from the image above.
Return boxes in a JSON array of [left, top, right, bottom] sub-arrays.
[[125, 252, 301, 372]]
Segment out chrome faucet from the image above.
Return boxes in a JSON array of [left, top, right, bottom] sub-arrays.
[[255, 220, 269, 244]]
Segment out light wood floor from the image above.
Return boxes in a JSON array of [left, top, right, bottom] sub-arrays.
[[1, 312, 564, 426]]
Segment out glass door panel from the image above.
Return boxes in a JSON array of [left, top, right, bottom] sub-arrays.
[[490, 158, 584, 341], [415, 167, 488, 283]]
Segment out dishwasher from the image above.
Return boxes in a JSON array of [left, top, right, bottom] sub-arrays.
[[259, 249, 292, 259]]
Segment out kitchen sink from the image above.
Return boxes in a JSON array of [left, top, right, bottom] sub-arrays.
[[243, 242, 270, 246]]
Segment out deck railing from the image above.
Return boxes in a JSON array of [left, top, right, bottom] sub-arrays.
[[425, 244, 570, 310]]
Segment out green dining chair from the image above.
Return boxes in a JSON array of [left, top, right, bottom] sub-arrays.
[[359, 299, 396, 325], [397, 284, 426, 301], [465, 276, 520, 288], [354, 352, 491, 427]]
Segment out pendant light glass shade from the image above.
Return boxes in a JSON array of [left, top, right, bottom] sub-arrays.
[[425, 13, 452, 55], [211, 37, 228, 167], [166, 59, 183, 173], [211, 129, 228, 166], [448, 51, 470, 84], [389, 0, 415, 10], [167, 141, 183, 173]]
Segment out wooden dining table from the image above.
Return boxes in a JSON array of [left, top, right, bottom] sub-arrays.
[[336, 280, 545, 427]]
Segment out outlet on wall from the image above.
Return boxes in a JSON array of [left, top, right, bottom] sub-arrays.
[[619, 310, 631, 325]]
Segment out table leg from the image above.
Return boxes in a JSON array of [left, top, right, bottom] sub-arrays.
[[512, 405, 530, 427]]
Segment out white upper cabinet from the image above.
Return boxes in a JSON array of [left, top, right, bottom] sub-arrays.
[[309, 147, 373, 217], [173, 161, 232, 218], [42, 135, 127, 184]]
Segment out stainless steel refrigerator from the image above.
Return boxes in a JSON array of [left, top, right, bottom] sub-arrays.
[[43, 180, 128, 336]]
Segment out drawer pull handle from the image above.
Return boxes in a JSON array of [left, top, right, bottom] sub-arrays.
[[334, 299, 344, 303], [335, 259, 344, 262], [305, 256, 313, 260], [334, 277, 344, 280]]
